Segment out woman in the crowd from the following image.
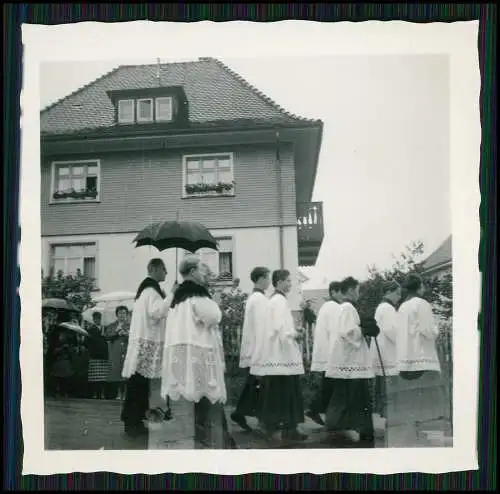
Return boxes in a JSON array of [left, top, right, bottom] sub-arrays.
[[161, 254, 236, 449], [42, 309, 59, 397], [85, 311, 110, 399], [50, 328, 78, 397], [104, 306, 131, 400], [390, 273, 447, 447]]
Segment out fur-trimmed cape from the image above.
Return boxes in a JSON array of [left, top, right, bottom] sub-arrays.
[[170, 280, 212, 308], [135, 277, 166, 300]]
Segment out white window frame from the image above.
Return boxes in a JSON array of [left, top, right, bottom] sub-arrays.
[[155, 96, 173, 122], [182, 152, 235, 198], [198, 236, 234, 283], [137, 98, 154, 123], [118, 99, 135, 124], [48, 240, 99, 286], [50, 159, 101, 204]]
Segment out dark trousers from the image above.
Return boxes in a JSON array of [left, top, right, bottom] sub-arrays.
[[234, 371, 260, 418], [309, 373, 335, 415], [121, 373, 150, 427], [194, 397, 236, 449]]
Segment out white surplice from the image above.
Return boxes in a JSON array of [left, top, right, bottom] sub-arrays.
[[161, 295, 227, 404], [121, 287, 172, 379], [370, 301, 400, 376], [250, 293, 304, 377], [324, 302, 374, 379], [310, 299, 342, 372], [239, 290, 269, 369], [396, 296, 441, 373]]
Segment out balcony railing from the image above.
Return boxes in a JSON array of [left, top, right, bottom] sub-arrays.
[[297, 201, 324, 267], [297, 202, 324, 242]]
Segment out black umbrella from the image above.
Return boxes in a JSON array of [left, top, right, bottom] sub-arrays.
[[133, 220, 219, 281], [42, 298, 78, 312]]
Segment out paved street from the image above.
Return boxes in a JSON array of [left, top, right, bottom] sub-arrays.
[[44, 397, 452, 451]]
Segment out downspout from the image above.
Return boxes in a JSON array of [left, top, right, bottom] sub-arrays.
[[276, 130, 284, 269]]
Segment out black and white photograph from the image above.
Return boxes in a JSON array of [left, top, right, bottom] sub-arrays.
[[21, 21, 479, 475]]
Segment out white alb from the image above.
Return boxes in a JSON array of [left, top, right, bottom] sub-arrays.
[[310, 300, 342, 372], [370, 301, 399, 376], [239, 290, 269, 369], [396, 296, 441, 373], [250, 293, 304, 376], [161, 296, 227, 404], [324, 301, 374, 379], [121, 287, 172, 379]]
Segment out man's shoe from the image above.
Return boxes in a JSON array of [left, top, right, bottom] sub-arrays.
[[306, 410, 325, 426], [230, 412, 252, 432]]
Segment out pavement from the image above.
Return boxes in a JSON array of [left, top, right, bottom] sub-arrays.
[[44, 397, 452, 451]]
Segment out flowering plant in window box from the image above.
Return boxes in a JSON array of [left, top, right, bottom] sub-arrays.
[[185, 181, 235, 195], [53, 187, 98, 200]]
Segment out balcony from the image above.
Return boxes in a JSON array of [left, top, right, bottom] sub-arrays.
[[297, 201, 324, 267]]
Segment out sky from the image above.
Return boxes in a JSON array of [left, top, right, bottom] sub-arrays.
[[40, 54, 451, 288]]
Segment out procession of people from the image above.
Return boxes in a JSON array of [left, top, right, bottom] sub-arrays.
[[42, 254, 446, 449]]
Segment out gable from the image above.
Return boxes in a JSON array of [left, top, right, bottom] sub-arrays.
[[41, 58, 319, 137], [422, 235, 452, 271]]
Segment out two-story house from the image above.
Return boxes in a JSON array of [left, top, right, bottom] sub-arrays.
[[40, 57, 324, 310]]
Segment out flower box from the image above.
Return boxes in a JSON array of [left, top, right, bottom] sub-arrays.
[[53, 188, 98, 200], [185, 181, 235, 196]]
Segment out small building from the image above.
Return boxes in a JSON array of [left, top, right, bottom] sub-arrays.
[[421, 235, 452, 280]]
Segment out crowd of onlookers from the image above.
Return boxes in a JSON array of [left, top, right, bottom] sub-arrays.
[[42, 306, 131, 400]]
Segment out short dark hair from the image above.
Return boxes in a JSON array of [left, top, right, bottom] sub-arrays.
[[382, 280, 401, 294], [329, 281, 341, 294], [147, 258, 166, 274], [403, 273, 423, 293], [92, 311, 102, 319], [250, 266, 270, 283], [272, 269, 290, 287], [115, 305, 129, 316], [340, 276, 359, 294]]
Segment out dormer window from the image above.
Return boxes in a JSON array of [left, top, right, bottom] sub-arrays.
[[109, 87, 187, 126], [118, 99, 134, 124], [156, 97, 173, 122], [137, 98, 154, 122]]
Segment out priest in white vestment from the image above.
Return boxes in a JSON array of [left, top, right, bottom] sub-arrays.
[[161, 255, 236, 449], [388, 273, 448, 447], [120, 258, 173, 438], [251, 269, 307, 444], [324, 276, 378, 446], [230, 266, 271, 432], [306, 281, 343, 426], [370, 280, 402, 417]]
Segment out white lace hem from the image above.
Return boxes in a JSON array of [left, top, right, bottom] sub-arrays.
[[161, 343, 227, 405], [122, 337, 164, 379]]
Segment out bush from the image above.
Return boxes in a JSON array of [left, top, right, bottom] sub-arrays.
[[41, 269, 97, 312]]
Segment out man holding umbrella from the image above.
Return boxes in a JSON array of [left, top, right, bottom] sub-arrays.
[[120, 258, 175, 438]]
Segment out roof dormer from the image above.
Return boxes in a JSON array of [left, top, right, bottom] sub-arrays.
[[106, 86, 189, 127]]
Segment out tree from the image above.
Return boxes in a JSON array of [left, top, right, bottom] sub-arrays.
[[41, 269, 97, 312]]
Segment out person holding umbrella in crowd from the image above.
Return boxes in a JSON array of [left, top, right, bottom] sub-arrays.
[[104, 305, 131, 400]]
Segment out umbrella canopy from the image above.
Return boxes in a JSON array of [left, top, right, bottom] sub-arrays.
[[42, 298, 78, 312], [82, 300, 134, 326], [133, 220, 218, 253], [58, 322, 89, 336]]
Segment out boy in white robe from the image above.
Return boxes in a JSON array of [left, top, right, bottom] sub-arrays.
[[306, 281, 343, 425], [370, 280, 402, 418], [324, 277, 378, 446], [230, 266, 271, 432], [388, 273, 447, 447], [251, 269, 307, 444], [120, 258, 174, 438]]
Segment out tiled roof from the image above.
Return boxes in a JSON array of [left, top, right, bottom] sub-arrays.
[[422, 235, 452, 271], [41, 57, 321, 137]]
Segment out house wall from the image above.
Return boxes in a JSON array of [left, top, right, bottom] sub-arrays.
[[41, 225, 302, 310], [41, 144, 297, 236]]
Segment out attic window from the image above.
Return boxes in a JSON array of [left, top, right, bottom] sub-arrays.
[[156, 97, 173, 122], [118, 100, 135, 124], [137, 98, 154, 122]]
